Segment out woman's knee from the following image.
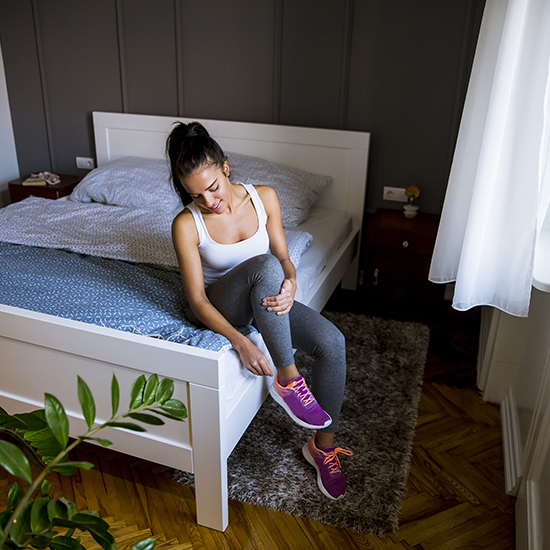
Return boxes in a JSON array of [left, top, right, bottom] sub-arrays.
[[253, 253, 283, 272], [332, 325, 346, 353], [315, 321, 346, 361], [248, 254, 284, 285]]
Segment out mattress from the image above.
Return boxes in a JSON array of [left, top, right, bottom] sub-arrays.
[[293, 207, 353, 303]]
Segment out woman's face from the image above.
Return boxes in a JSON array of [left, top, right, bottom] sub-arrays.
[[181, 161, 230, 214]]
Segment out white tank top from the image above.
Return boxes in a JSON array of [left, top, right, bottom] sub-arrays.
[[186, 183, 270, 286]]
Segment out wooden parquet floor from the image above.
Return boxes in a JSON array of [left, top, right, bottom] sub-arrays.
[[0, 297, 515, 549]]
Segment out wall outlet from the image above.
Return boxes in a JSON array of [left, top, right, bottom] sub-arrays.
[[383, 186, 407, 202], [76, 157, 95, 169]]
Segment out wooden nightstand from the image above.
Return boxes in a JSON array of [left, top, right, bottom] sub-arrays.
[[9, 174, 82, 204], [364, 208, 444, 308]]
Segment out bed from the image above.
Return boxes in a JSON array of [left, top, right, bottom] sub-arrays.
[[0, 111, 370, 531]]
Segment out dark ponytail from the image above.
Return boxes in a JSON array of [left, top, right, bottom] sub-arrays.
[[166, 122, 227, 205]]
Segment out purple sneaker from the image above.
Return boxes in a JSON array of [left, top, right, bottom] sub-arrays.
[[302, 435, 353, 500], [269, 374, 332, 429]]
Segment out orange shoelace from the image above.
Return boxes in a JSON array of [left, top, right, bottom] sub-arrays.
[[285, 377, 315, 406], [321, 447, 354, 475]]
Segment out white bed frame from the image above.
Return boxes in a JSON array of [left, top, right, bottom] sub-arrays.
[[0, 112, 369, 531]]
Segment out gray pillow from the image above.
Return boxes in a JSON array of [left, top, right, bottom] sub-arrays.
[[227, 152, 332, 228], [284, 230, 313, 269], [71, 156, 182, 212]]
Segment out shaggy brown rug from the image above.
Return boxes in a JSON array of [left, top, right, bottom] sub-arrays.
[[174, 311, 430, 535]]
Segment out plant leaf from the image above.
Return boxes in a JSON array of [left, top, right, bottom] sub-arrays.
[[150, 409, 186, 422], [143, 374, 159, 406], [77, 376, 96, 429], [155, 378, 174, 404], [50, 535, 87, 550], [105, 422, 147, 432], [128, 412, 165, 426], [131, 538, 157, 550], [31, 496, 52, 533], [29, 532, 56, 550], [81, 436, 113, 447], [59, 497, 78, 519], [87, 529, 116, 550], [0, 440, 32, 482], [160, 399, 188, 420], [53, 461, 94, 470], [129, 375, 146, 409], [8, 481, 24, 509], [10, 500, 32, 545], [41, 479, 53, 497], [23, 426, 65, 464], [44, 394, 69, 448], [56, 511, 109, 529], [47, 499, 69, 522], [0, 414, 27, 430], [53, 511, 115, 550], [12, 411, 49, 431], [51, 465, 78, 476], [111, 374, 120, 417], [0, 509, 12, 530]]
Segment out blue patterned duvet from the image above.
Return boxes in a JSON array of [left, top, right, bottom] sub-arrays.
[[0, 242, 254, 352]]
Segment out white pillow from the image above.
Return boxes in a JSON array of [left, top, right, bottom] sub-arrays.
[[227, 152, 332, 228], [71, 157, 182, 212]]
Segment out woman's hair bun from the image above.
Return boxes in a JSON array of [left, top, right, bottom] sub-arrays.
[[185, 122, 209, 139]]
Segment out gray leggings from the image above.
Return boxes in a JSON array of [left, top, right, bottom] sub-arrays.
[[186, 254, 346, 432]]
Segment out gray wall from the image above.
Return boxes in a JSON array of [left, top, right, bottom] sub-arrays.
[[0, 0, 484, 215]]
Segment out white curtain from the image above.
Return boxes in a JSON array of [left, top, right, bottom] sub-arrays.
[[429, 0, 550, 317]]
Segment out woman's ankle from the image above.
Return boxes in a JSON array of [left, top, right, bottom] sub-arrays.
[[315, 431, 335, 450], [277, 363, 299, 381]]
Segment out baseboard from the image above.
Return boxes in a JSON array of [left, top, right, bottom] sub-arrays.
[[526, 480, 542, 549], [501, 386, 522, 495]]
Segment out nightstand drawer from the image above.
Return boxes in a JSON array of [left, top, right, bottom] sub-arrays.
[[367, 227, 436, 255]]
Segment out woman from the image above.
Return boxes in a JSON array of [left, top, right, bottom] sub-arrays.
[[167, 122, 352, 500]]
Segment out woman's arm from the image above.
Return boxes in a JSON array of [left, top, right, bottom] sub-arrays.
[[257, 186, 297, 316], [172, 211, 273, 376]]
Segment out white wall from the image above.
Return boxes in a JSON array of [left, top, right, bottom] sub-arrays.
[[0, 40, 20, 206]]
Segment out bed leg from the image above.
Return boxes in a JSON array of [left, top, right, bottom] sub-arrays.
[[341, 252, 359, 290], [189, 383, 228, 532]]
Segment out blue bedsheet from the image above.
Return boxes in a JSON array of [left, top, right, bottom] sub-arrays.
[[0, 242, 255, 352]]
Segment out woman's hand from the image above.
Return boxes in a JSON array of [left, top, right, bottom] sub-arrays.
[[234, 337, 274, 376], [262, 278, 296, 316]]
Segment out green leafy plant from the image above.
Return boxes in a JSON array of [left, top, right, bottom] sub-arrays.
[[0, 373, 187, 550]]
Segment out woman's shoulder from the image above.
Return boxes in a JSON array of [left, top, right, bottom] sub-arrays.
[[253, 185, 281, 221], [172, 207, 198, 240], [254, 184, 278, 203], [173, 205, 194, 222]]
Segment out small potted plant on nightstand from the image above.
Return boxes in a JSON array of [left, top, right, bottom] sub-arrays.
[[403, 184, 420, 218]]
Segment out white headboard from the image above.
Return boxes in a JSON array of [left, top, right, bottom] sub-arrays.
[[92, 112, 370, 230]]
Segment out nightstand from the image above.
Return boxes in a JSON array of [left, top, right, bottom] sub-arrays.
[[364, 208, 444, 308], [9, 174, 82, 204]]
